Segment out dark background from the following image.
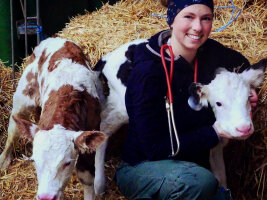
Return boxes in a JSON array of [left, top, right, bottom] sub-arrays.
[[0, 0, 119, 66]]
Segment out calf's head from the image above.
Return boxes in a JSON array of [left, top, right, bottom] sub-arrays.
[[189, 59, 266, 138], [13, 116, 105, 200]]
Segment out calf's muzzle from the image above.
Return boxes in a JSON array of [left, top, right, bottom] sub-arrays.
[[236, 124, 252, 136]]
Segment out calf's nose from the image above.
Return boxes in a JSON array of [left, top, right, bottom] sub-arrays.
[[38, 195, 57, 200], [236, 124, 252, 135]]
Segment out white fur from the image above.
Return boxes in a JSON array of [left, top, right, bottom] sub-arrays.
[[206, 71, 253, 137], [94, 139, 108, 195], [32, 125, 78, 199]]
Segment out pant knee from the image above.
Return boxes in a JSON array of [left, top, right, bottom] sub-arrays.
[[183, 167, 218, 200], [116, 161, 218, 200], [166, 166, 218, 200], [196, 168, 218, 197]]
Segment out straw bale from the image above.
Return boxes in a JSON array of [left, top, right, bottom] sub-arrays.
[[58, 0, 168, 66], [0, 0, 266, 199]]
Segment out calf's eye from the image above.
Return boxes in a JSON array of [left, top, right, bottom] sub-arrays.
[[63, 161, 71, 169], [216, 102, 222, 107]]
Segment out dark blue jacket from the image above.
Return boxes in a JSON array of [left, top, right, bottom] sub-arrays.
[[122, 30, 250, 168]]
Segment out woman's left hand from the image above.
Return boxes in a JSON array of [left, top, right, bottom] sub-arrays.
[[249, 88, 258, 109]]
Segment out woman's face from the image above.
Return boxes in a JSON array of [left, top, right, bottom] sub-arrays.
[[170, 4, 213, 52]]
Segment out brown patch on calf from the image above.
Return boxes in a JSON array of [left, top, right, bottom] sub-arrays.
[[12, 115, 35, 141], [48, 41, 90, 72], [41, 78, 45, 89], [25, 53, 36, 66], [38, 85, 101, 131], [22, 72, 41, 106], [15, 106, 41, 122], [38, 49, 50, 74], [12, 106, 41, 140]]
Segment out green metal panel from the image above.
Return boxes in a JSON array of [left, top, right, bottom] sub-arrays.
[[0, 0, 37, 66], [0, 0, 11, 65]]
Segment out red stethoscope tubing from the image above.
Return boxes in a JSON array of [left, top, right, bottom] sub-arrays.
[[160, 44, 198, 157], [160, 44, 174, 103], [161, 44, 198, 101]]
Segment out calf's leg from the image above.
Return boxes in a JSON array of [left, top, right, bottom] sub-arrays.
[[76, 153, 96, 200], [210, 139, 229, 188], [0, 89, 39, 169], [0, 114, 19, 169], [94, 138, 108, 195]]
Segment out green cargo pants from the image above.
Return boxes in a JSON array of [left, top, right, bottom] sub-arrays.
[[115, 160, 232, 200]]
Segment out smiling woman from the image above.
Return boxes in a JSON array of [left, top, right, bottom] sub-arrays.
[[169, 4, 213, 63]]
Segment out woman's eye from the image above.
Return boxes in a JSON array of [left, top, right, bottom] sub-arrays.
[[63, 161, 71, 169], [184, 15, 192, 19], [216, 102, 222, 107], [202, 17, 212, 21]]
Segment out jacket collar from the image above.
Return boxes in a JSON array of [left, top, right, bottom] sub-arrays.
[[146, 30, 178, 62], [146, 29, 194, 73]]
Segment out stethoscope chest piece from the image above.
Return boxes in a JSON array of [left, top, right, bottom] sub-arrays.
[[188, 96, 203, 111]]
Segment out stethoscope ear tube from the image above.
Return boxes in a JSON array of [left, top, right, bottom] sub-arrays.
[[161, 44, 180, 157]]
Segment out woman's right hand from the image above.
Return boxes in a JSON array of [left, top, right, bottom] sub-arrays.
[[249, 88, 258, 109]]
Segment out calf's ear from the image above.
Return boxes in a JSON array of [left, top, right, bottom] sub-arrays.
[[188, 82, 209, 111], [240, 58, 267, 88], [73, 131, 106, 154], [12, 115, 38, 141]]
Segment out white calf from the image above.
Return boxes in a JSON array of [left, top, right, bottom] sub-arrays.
[[93, 39, 266, 191], [0, 37, 105, 200], [188, 59, 266, 187]]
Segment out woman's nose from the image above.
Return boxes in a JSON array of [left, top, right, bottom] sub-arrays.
[[192, 19, 202, 32]]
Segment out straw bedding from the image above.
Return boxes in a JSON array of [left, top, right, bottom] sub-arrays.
[[0, 0, 266, 199]]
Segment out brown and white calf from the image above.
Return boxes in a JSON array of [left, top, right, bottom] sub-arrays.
[[0, 37, 106, 200], [93, 39, 266, 190]]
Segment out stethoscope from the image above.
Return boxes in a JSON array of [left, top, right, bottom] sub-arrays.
[[160, 43, 198, 157]]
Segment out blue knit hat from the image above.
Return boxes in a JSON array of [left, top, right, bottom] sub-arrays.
[[167, 0, 214, 26]]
